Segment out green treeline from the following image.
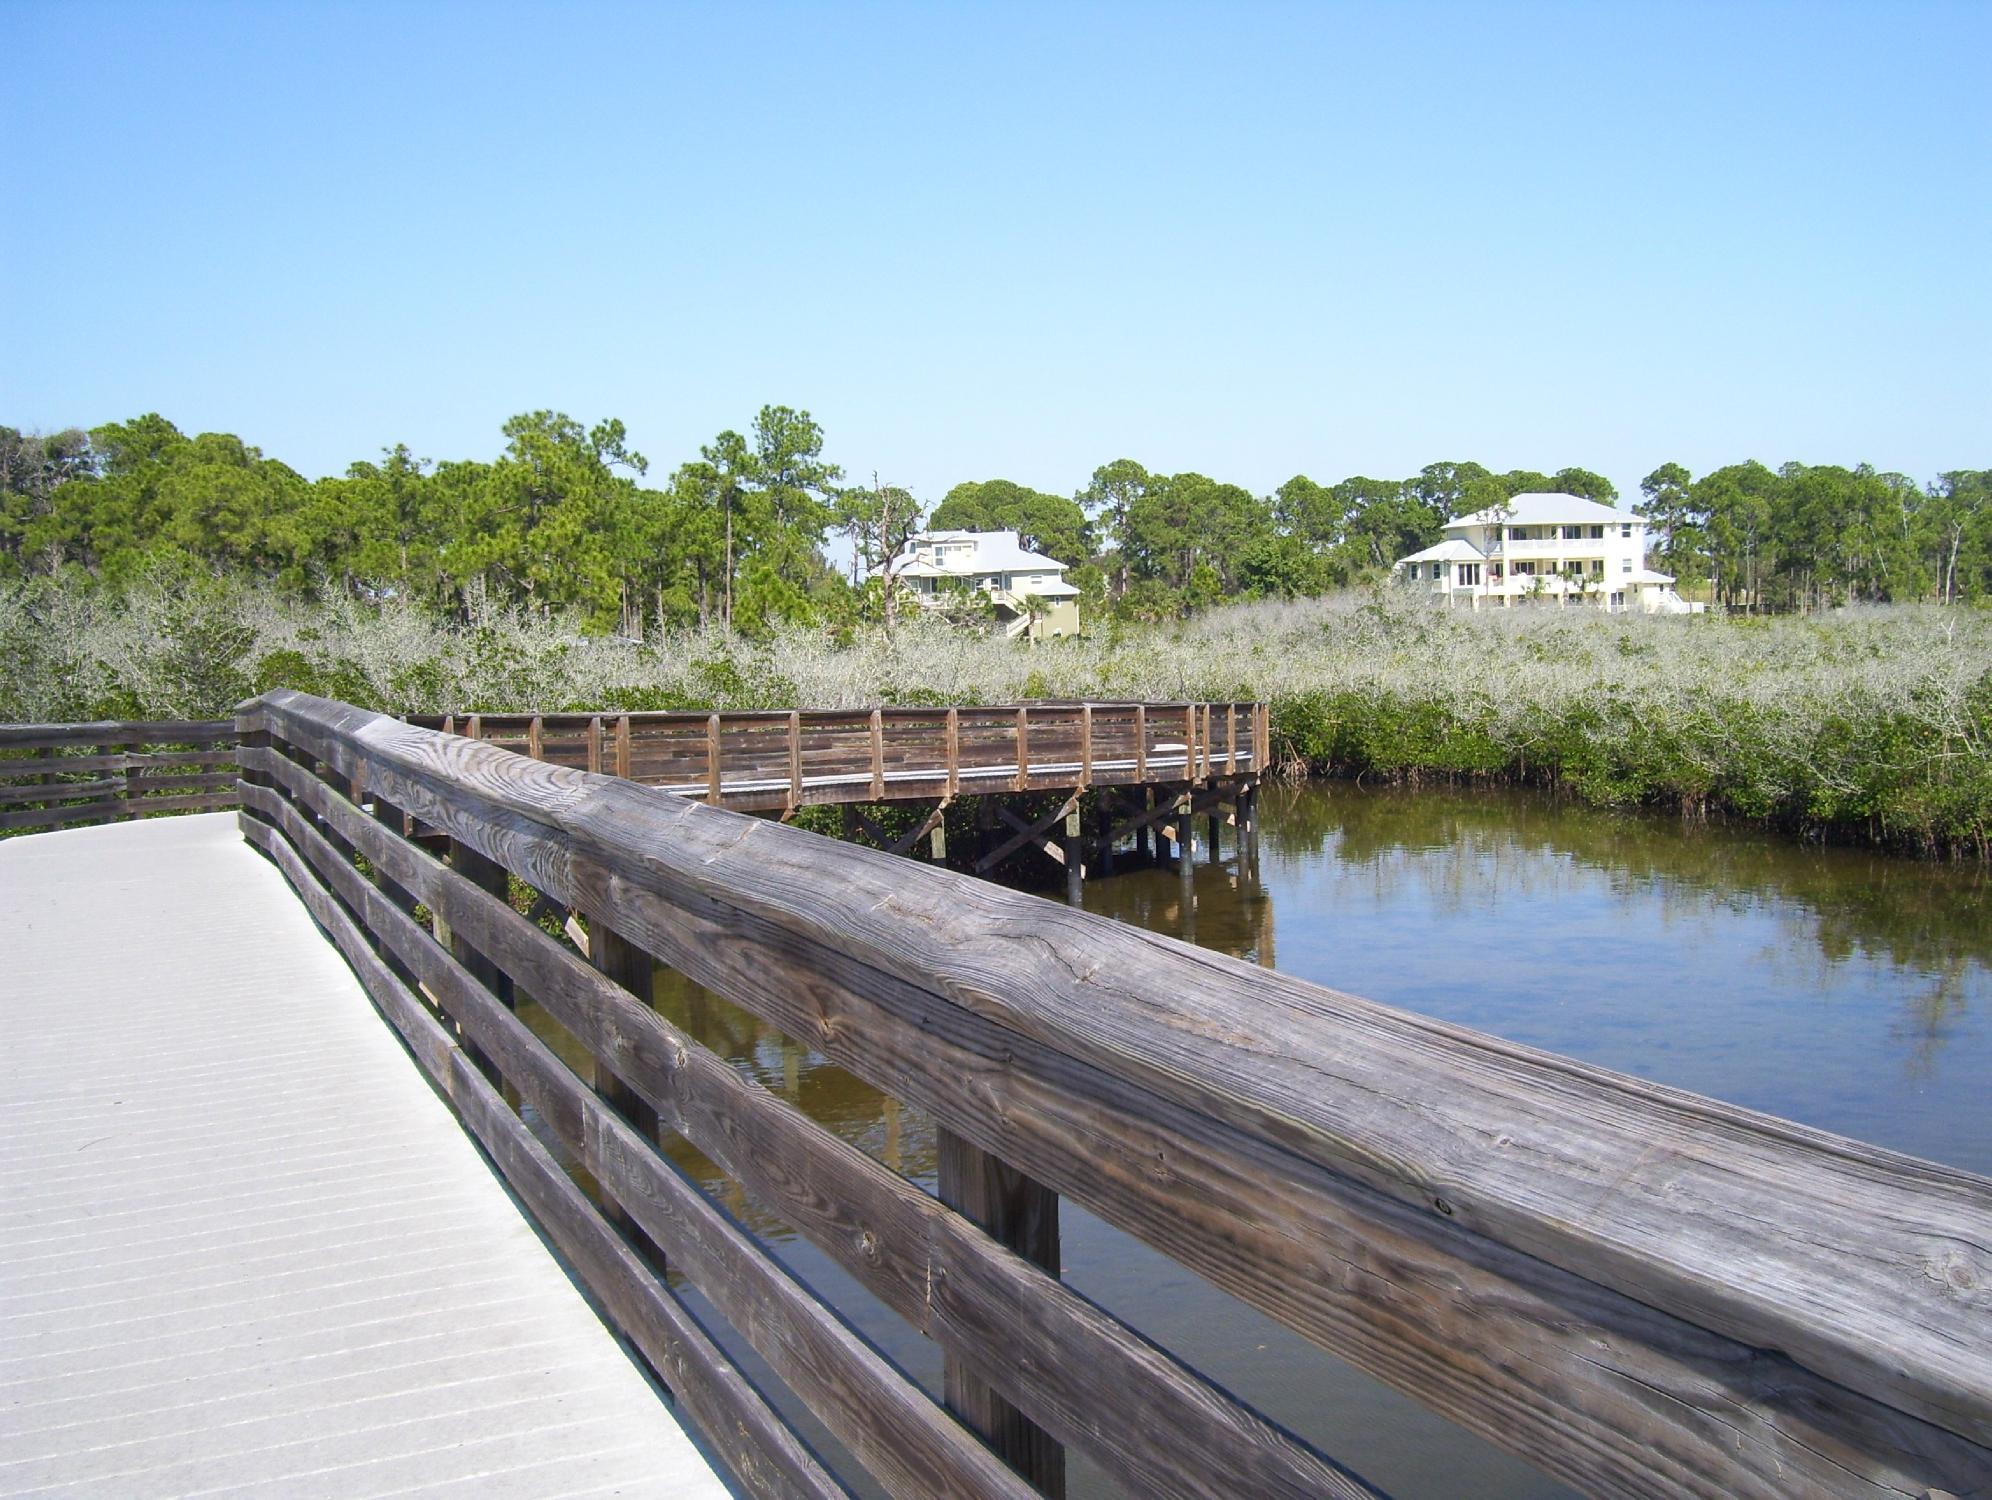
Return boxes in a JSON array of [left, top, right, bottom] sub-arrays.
[[5, 409, 1987, 858], [5, 411, 1987, 630]]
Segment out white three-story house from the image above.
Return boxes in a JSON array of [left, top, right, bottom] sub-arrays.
[[888, 529, 1082, 639], [1391, 493, 1695, 612]]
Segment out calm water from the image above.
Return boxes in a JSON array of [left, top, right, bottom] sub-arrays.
[[537, 783, 1992, 1498]]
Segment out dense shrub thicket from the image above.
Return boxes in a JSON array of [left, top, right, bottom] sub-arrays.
[[4, 576, 1986, 857]]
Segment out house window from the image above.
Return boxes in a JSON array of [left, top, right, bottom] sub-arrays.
[[1457, 563, 1481, 586], [1621, 523, 1633, 538], [1589, 525, 1604, 539], [1610, 591, 1625, 608], [1490, 563, 1504, 579], [1406, 564, 1420, 579], [1622, 559, 1633, 573], [1590, 559, 1604, 575]]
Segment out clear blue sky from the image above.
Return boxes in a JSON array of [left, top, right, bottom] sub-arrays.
[[5, 1, 1986, 509]]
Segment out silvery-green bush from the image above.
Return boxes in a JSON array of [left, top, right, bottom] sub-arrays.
[[4, 576, 1985, 853]]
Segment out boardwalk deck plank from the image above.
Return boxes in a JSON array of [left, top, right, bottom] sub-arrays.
[[0, 814, 731, 1500]]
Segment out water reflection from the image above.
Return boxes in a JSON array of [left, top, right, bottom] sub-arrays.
[[577, 783, 1989, 1500], [1090, 781, 1990, 1174]]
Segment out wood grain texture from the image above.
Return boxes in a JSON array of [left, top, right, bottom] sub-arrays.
[[235, 809, 849, 1500], [243, 778, 1032, 1500], [0, 748, 237, 778], [939, 1129, 1066, 1498], [245, 694, 1992, 1498], [239, 740, 1385, 1500], [0, 719, 233, 751], [0, 790, 238, 831]]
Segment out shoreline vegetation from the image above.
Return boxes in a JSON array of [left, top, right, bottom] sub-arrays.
[[4, 578, 1985, 860], [4, 410, 1987, 858]]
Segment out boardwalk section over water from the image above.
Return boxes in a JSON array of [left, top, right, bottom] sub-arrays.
[[0, 814, 727, 1500], [241, 690, 1992, 1500], [3, 701, 1992, 1498], [409, 703, 1268, 895], [409, 702, 1267, 811]]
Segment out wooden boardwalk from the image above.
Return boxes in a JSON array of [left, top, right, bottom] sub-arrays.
[[405, 702, 1267, 812], [6, 699, 1989, 1499], [0, 814, 729, 1500]]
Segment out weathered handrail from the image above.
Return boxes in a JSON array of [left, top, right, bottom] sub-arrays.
[[235, 690, 1990, 1499], [0, 720, 239, 834], [405, 701, 1270, 812]]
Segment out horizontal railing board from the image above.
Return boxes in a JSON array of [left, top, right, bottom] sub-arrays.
[[0, 790, 239, 831], [0, 748, 240, 777], [0, 777, 124, 806], [253, 690, 1992, 1498], [245, 784, 1032, 1500], [243, 744, 1380, 1500], [411, 704, 1264, 806], [233, 810, 851, 1500], [0, 725, 241, 835], [0, 721, 234, 753], [128, 769, 240, 793]]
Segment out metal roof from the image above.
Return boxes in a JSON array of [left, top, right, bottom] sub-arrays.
[[1449, 493, 1637, 529]]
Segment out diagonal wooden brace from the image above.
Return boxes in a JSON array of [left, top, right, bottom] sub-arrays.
[[890, 799, 951, 858], [975, 792, 1081, 873]]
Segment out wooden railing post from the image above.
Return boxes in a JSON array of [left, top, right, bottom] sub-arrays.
[[587, 716, 603, 775], [1015, 706, 1030, 791], [448, 837, 514, 1009], [115, 730, 135, 820], [706, 713, 723, 806], [937, 1129, 1066, 1497], [366, 788, 423, 984], [945, 707, 960, 800], [615, 714, 632, 779], [589, 918, 664, 1260], [787, 710, 802, 811], [1134, 704, 1147, 782], [235, 712, 271, 832], [1078, 703, 1092, 790], [870, 708, 885, 800]]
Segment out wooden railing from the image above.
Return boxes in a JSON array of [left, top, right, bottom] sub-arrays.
[[0, 720, 240, 835], [405, 701, 1270, 812], [234, 690, 1988, 1500]]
